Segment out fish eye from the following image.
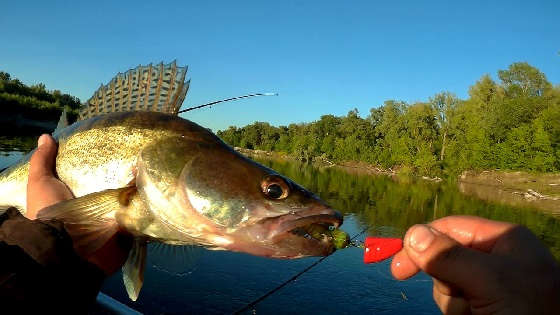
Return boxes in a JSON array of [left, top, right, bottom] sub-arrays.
[[266, 184, 283, 199], [261, 175, 290, 200]]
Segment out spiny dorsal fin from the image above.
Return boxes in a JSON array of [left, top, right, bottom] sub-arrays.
[[78, 61, 189, 120], [53, 107, 69, 135]]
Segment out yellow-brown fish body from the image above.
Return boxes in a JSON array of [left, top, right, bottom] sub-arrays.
[[1, 111, 342, 253], [0, 62, 345, 301], [0, 111, 344, 299]]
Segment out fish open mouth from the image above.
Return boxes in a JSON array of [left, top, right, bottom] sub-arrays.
[[274, 214, 342, 242], [232, 207, 346, 258], [266, 208, 344, 244]]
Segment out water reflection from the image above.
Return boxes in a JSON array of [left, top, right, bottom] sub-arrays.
[[1, 138, 559, 313], [0, 135, 36, 152], [256, 158, 560, 259], [458, 181, 560, 217], [0, 136, 36, 170]]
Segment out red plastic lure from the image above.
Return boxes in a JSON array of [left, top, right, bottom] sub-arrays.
[[363, 237, 403, 264]]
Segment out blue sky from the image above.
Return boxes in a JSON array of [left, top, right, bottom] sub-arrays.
[[2, 1, 559, 131]]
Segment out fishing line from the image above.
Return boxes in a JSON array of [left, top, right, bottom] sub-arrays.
[[362, 226, 431, 305], [232, 226, 370, 315], [177, 93, 278, 114]]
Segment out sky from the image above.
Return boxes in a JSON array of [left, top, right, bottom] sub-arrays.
[[1, 0, 559, 132]]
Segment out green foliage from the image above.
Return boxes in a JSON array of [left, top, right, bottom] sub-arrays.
[[218, 62, 560, 177], [0, 71, 81, 124], [498, 62, 551, 98], [530, 119, 556, 171]]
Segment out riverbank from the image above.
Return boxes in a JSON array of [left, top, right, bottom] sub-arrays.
[[235, 147, 560, 215], [458, 170, 560, 215], [234, 147, 438, 179]]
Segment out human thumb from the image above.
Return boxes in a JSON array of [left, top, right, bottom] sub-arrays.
[[403, 224, 500, 297], [28, 134, 57, 182], [27, 134, 73, 219]]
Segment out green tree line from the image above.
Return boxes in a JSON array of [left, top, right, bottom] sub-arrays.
[[0, 71, 81, 122], [218, 62, 560, 177]]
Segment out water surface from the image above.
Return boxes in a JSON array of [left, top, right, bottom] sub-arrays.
[[1, 139, 559, 314], [102, 158, 560, 314], [0, 136, 35, 169]]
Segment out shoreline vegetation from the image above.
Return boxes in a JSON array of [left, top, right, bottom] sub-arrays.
[[1, 63, 559, 213], [0, 71, 80, 135], [236, 147, 560, 215], [218, 62, 560, 180]]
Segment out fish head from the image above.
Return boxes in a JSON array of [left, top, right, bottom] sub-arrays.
[[138, 135, 344, 258]]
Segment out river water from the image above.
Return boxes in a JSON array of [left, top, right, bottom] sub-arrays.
[[1, 135, 559, 314]]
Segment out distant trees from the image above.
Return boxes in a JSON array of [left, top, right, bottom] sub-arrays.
[[2, 63, 557, 176], [430, 92, 459, 162], [0, 71, 81, 122], [498, 62, 551, 98], [218, 62, 560, 176]]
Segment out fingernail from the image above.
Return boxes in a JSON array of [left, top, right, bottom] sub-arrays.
[[38, 134, 48, 147], [408, 225, 435, 252]]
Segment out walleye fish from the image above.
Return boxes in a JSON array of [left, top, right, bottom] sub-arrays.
[[0, 62, 345, 301]]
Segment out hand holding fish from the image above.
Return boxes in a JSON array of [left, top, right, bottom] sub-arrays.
[[26, 134, 74, 219], [0, 62, 346, 301], [391, 216, 560, 315], [26, 134, 131, 275]]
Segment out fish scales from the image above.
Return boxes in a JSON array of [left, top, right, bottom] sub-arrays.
[[1, 111, 211, 211], [0, 62, 347, 301]]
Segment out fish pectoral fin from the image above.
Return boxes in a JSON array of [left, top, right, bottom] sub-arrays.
[[36, 187, 136, 257], [37, 186, 136, 223], [123, 238, 147, 301], [64, 222, 120, 258]]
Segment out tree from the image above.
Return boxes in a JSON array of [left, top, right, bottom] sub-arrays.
[[367, 107, 384, 128], [215, 62, 559, 177], [498, 62, 551, 98], [538, 101, 560, 169], [430, 92, 459, 161], [0, 71, 10, 81], [530, 119, 555, 171], [469, 74, 500, 107]]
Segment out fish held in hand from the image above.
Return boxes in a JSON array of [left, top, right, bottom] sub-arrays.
[[0, 61, 345, 301]]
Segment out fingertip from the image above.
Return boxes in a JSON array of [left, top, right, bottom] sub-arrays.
[[406, 224, 437, 253], [36, 134, 56, 150], [29, 134, 57, 181], [38, 134, 49, 147], [390, 224, 433, 280], [390, 250, 420, 280], [402, 224, 500, 294]]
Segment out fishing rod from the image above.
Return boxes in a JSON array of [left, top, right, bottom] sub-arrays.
[[177, 92, 278, 114]]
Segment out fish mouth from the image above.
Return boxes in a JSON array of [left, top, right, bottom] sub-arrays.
[[264, 207, 344, 254], [268, 212, 343, 241], [229, 206, 344, 258]]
